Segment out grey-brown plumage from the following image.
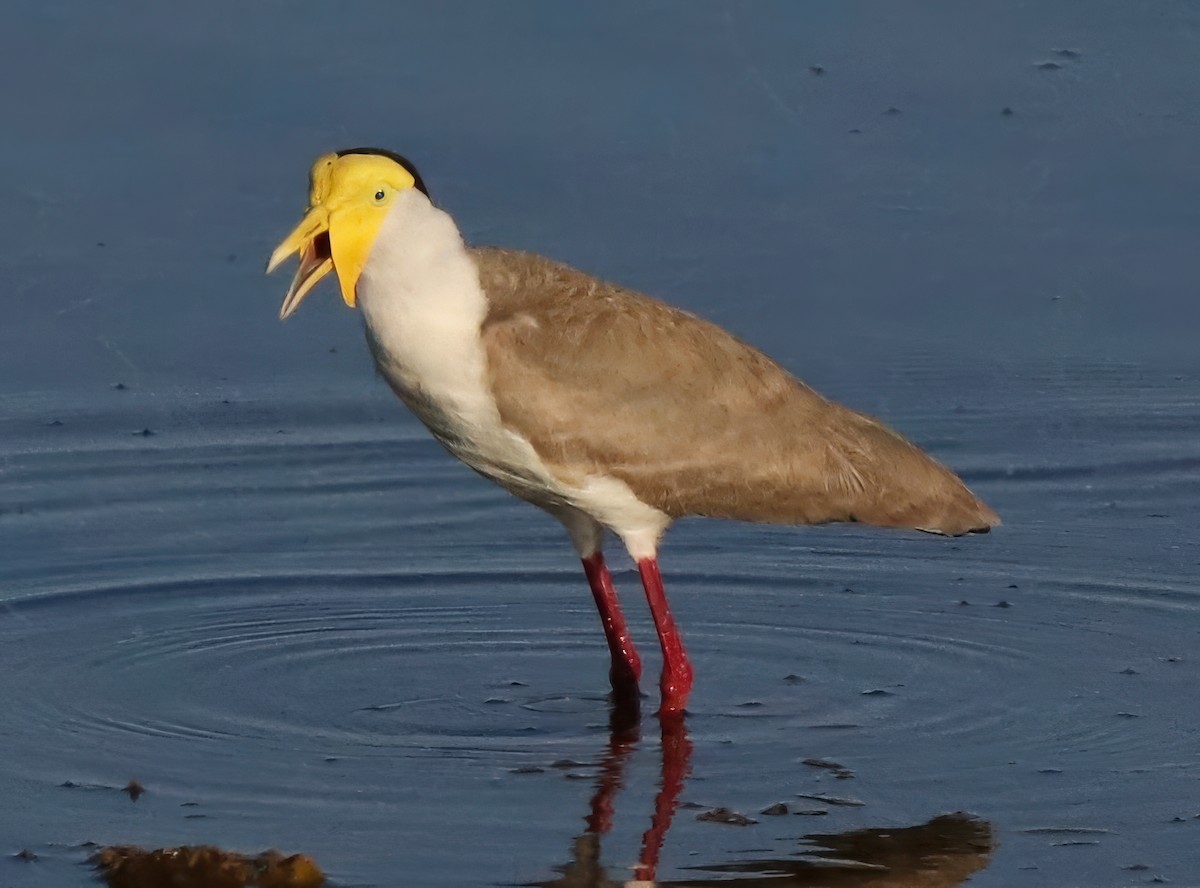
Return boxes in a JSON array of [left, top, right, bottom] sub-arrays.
[[476, 247, 998, 537]]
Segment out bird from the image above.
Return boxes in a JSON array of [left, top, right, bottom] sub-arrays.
[[266, 148, 999, 717]]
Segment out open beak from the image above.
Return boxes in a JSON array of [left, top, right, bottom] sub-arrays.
[[266, 206, 334, 320]]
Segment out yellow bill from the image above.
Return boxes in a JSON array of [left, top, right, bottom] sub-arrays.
[[268, 206, 334, 320]]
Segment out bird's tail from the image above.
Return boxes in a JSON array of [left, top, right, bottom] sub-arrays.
[[817, 406, 1000, 537]]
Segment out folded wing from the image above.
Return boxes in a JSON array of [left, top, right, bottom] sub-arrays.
[[475, 248, 998, 536]]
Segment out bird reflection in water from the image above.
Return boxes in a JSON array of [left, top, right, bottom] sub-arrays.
[[537, 701, 993, 887]]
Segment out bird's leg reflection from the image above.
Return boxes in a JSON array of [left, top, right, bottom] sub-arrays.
[[578, 702, 695, 883], [634, 714, 693, 882], [537, 703, 995, 887], [540, 701, 692, 888], [584, 699, 642, 835]]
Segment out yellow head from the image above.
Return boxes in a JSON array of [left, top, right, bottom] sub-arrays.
[[266, 148, 429, 319]]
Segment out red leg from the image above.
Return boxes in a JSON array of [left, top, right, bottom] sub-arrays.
[[637, 557, 694, 716], [581, 552, 642, 696]]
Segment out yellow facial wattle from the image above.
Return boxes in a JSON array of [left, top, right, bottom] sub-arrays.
[[266, 152, 418, 319]]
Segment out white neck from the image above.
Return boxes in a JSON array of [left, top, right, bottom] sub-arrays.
[[358, 189, 480, 327], [358, 189, 488, 424], [356, 190, 534, 475]]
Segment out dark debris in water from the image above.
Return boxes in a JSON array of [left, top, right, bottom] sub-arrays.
[[13, 848, 38, 861], [760, 802, 789, 816], [61, 780, 129, 795], [793, 808, 829, 816], [123, 780, 145, 801], [697, 807, 757, 826], [802, 758, 855, 779], [782, 674, 805, 684], [1021, 827, 1112, 835], [796, 792, 865, 807], [92, 845, 324, 888], [1036, 60, 1064, 70], [509, 766, 544, 775]]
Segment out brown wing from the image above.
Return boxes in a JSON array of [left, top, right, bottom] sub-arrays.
[[474, 247, 998, 536]]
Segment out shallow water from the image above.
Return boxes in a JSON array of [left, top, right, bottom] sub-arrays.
[[3, 3, 1200, 886]]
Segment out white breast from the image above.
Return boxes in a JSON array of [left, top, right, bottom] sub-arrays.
[[356, 192, 563, 503]]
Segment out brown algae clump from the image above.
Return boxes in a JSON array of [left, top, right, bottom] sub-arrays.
[[92, 845, 324, 888]]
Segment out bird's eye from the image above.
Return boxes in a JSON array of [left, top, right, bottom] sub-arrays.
[[374, 189, 386, 202]]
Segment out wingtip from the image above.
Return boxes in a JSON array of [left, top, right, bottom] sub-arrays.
[[966, 508, 1001, 535]]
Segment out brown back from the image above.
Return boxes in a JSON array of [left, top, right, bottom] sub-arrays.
[[475, 248, 998, 536]]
